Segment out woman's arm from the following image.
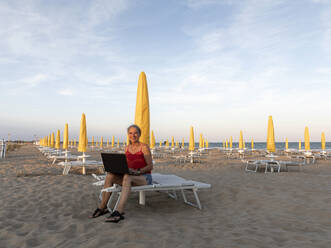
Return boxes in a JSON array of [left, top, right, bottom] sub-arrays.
[[140, 144, 153, 174]]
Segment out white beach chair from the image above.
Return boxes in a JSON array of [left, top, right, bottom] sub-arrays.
[[93, 173, 211, 211], [59, 159, 103, 175], [48, 153, 78, 165]]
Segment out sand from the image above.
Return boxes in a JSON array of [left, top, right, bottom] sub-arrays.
[[1, 144, 331, 248]]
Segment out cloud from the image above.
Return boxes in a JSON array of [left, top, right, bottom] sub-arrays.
[[186, 0, 234, 9], [58, 89, 73, 96], [21, 73, 47, 87]]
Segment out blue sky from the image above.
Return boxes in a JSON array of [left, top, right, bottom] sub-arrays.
[[1, 0, 331, 142]]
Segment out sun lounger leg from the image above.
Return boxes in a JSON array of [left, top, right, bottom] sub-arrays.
[[106, 192, 117, 213], [181, 189, 202, 210], [63, 165, 71, 175], [113, 192, 121, 212], [166, 190, 177, 200], [52, 158, 56, 165], [139, 191, 146, 205]]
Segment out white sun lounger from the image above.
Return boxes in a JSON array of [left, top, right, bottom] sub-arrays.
[[59, 160, 103, 175], [48, 154, 79, 165], [245, 159, 305, 173], [92, 173, 211, 211]]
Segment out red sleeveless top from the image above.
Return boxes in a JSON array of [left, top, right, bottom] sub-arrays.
[[125, 146, 151, 174]]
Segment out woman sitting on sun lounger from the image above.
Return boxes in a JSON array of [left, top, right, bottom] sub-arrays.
[[90, 124, 153, 223]]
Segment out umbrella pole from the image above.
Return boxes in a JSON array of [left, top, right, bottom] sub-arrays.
[[82, 152, 86, 175]]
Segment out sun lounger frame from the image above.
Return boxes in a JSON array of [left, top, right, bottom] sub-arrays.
[[93, 173, 211, 211]]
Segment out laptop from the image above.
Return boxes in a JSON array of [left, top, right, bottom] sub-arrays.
[[101, 153, 136, 175]]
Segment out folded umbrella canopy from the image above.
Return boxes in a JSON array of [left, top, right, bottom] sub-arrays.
[[189, 126, 195, 151], [199, 134, 203, 149], [63, 123, 68, 150], [321, 132, 326, 151], [266, 116, 275, 153], [304, 127, 310, 151], [100, 137, 103, 149], [134, 72, 150, 145], [55, 130, 60, 150], [78, 113, 87, 153], [112, 136, 115, 148], [285, 138, 288, 150], [239, 131, 244, 150], [51, 132, 55, 148], [150, 130, 155, 149]]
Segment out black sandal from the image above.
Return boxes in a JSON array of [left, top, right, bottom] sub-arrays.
[[105, 210, 125, 223], [89, 208, 109, 218]]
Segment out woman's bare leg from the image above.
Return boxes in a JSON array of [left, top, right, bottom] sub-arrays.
[[116, 175, 147, 213], [99, 173, 122, 209]]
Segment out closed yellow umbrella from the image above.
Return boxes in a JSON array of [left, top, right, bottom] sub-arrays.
[[150, 130, 155, 149], [74, 139, 76, 147], [107, 138, 109, 147], [159, 141, 162, 147], [51, 132, 55, 148], [182, 138, 185, 148], [230, 136, 233, 149], [266, 116, 276, 153], [126, 135, 129, 146], [176, 141, 179, 148], [117, 138, 120, 148], [206, 140, 209, 148], [166, 139, 169, 148], [239, 131, 244, 150], [78, 113, 87, 153], [199, 134, 203, 148], [321, 132, 326, 151], [285, 138, 288, 150], [91, 136, 94, 147], [134, 72, 150, 145], [189, 126, 195, 151], [171, 136, 174, 148], [112, 136, 115, 148], [222, 141, 225, 149], [251, 138, 254, 150], [48, 135, 51, 147], [63, 123, 69, 150], [299, 139, 302, 150], [304, 127, 310, 151], [100, 137, 103, 149], [225, 139, 228, 149], [55, 130, 60, 149]]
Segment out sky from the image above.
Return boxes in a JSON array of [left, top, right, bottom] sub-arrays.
[[1, 0, 331, 142]]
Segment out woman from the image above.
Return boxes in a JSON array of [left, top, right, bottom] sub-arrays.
[[90, 124, 153, 223]]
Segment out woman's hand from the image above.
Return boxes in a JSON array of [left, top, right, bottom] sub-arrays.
[[128, 168, 141, 176]]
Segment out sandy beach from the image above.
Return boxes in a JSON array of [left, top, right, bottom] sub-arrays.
[[1, 144, 331, 248]]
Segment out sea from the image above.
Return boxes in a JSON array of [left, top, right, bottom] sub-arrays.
[[190, 142, 331, 151]]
